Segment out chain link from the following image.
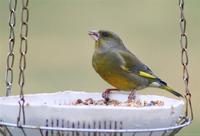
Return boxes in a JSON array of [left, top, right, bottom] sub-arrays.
[[179, 0, 193, 120], [6, 0, 17, 96], [17, 0, 29, 125]]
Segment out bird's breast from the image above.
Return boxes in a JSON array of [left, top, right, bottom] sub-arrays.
[[92, 52, 138, 90]]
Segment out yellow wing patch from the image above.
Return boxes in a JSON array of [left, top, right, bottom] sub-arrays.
[[120, 65, 129, 72], [139, 71, 156, 79]]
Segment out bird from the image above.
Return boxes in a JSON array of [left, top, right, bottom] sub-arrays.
[[88, 30, 183, 102]]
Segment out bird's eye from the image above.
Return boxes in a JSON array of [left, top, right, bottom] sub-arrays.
[[101, 32, 109, 37]]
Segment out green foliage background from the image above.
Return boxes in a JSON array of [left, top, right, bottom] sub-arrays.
[[0, 0, 199, 135]]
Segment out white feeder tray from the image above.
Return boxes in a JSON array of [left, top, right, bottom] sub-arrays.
[[0, 91, 184, 136]]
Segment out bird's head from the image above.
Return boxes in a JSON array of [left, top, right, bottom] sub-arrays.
[[88, 30, 125, 50]]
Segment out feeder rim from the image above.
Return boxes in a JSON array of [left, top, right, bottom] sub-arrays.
[[0, 92, 184, 110], [0, 118, 191, 133]]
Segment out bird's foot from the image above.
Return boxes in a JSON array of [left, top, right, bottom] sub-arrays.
[[128, 90, 136, 102], [102, 88, 118, 104]]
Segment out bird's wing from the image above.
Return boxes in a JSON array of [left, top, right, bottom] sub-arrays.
[[114, 50, 181, 97], [116, 50, 158, 80]]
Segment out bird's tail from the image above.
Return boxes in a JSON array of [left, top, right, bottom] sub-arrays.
[[160, 85, 183, 98], [152, 78, 183, 98]]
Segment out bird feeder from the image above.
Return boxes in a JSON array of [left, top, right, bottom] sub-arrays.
[[0, 0, 193, 136]]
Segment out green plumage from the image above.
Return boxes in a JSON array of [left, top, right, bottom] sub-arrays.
[[89, 30, 183, 98]]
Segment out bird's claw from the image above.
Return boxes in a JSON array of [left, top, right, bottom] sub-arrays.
[[102, 90, 110, 103], [102, 88, 119, 104], [128, 91, 136, 102]]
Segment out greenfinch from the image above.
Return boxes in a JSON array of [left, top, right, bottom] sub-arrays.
[[89, 30, 183, 101]]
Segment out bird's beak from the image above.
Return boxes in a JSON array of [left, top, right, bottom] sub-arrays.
[[88, 30, 100, 41]]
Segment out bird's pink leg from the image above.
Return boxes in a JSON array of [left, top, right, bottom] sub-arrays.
[[128, 90, 136, 102], [102, 88, 119, 102]]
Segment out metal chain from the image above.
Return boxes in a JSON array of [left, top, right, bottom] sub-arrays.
[[17, 0, 29, 125], [6, 0, 17, 96], [179, 0, 193, 120]]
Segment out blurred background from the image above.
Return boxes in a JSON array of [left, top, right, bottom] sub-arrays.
[[0, 0, 199, 135]]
